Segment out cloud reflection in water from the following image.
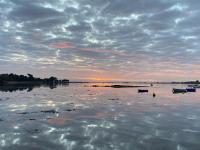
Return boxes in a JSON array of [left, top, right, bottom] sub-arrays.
[[0, 84, 200, 149]]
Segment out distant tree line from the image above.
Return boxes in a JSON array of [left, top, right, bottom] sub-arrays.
[[0, 73, 69, 85], [171, 80, 200, 84]]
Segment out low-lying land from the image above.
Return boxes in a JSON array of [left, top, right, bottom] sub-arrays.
[[91, 84, 150, 88], [0, 73, 69, 86]]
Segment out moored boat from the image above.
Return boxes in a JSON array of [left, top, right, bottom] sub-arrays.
[[172, 88, 187, 94], [138, 89, 148, 93], [186, 88, 196, 92], [188, 84, 200, 88]]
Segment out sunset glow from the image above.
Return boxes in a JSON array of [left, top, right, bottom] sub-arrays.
[[0, 0, 199, 81], [87, 77, 123, 82]]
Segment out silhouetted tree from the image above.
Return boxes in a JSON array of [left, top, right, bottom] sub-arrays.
[[27, 74, 34, 81], [49, 76, 57, 82]]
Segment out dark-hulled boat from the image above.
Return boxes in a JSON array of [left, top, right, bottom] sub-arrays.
[[186, 88, 196, 92], [138, 89, 148, 93], [172, 88, 187, 94]]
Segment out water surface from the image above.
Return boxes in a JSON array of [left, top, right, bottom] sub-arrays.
[[0, 84, 200, 150]]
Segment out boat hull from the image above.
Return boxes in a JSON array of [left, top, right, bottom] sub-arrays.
[[138, 89, 148, 93], [172, 88, 187, 94], [186, 88, 196, 92]]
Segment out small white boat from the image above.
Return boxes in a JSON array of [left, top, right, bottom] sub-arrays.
[[188, 84, 200, 88]]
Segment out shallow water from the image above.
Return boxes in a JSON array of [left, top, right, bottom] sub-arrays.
[[0, 84, 200, 150]]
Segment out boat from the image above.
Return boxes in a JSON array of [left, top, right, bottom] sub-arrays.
[[188, 84, 200, 88], [186, 88, 196, 92], [138, 89, 148, 93], [172, 88, 187, 94]]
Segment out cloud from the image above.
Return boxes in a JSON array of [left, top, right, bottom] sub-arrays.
[[9, 3, 63, 22], [50, 42, 75, 49], [79, 48, 128, 57], [0, 0, 200, 80]]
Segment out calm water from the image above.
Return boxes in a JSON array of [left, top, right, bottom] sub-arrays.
[[0, 84, 200, 150]]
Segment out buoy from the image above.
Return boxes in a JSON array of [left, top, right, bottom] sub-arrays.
[[153, 93, 156, 97]]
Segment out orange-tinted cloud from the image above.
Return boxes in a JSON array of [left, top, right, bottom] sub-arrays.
[[50, 42, 129, 56], [50, 42, 75, 49], [86, 77, 123, 81]]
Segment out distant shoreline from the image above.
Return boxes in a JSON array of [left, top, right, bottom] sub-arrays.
[[0, 73, 199, 86], [0, 73, 69, 86], [68, 81, 200, 84], [1, 81, 200, 85]]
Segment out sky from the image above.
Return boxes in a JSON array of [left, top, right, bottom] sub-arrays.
[[0, 0, 200, 81]]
